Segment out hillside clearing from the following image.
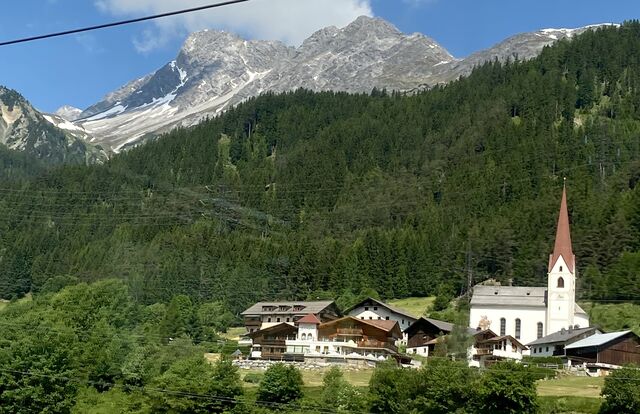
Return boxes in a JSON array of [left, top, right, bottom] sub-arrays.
[[388, 297, 434, 318]]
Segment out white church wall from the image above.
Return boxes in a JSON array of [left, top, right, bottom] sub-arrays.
[[469, 305, 547, 346]]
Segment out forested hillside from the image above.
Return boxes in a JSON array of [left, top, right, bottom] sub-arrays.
[[1, 22, 640, 314]]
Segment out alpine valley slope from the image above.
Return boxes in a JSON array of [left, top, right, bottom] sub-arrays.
[[74, 16, 617, 153], [0, 86, 107, 164]]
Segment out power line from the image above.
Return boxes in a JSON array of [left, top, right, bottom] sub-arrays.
[[0, 0, 250, 48]]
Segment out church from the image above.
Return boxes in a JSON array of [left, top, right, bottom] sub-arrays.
[[469, 185, 590, 346]]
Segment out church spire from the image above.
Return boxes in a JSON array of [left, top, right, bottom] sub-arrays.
[[549, 180, 575, 272]]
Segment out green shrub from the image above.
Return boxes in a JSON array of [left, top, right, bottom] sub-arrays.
[[599, 365, 640, 414], [257, 363, 303, 406]]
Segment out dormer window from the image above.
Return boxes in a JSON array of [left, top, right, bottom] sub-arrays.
[[557, 277, 565, 288]]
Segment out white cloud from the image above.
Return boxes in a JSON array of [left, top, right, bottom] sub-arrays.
[[95, 0, 373, 53]]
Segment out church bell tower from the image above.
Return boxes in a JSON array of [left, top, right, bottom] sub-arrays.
[[546, 182, 577, 335]]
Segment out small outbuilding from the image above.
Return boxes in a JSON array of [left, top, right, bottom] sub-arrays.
[[565, 330, 640, 375]]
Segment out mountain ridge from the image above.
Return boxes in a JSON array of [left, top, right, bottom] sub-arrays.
[[74, 17, 617, 153]]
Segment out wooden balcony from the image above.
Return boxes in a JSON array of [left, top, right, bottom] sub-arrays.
[[475, 348, 493, 356], [357, 339, 398, 353], [337, 328, 364, 336]]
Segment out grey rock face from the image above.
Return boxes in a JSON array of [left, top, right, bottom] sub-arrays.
[[74, 17, 616, 152], [0, 86, 107, 164]]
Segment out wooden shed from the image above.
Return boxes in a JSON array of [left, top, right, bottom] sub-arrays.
[[565, 330, 640, 368]]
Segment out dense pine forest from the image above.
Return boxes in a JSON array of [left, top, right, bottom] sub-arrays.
[[2, 22, 640, 316]]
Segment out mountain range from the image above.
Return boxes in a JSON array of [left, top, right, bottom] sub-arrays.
[[0, 16, 617, 160]]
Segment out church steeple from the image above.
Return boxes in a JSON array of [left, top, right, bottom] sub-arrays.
[[549, 181, 575, 273]]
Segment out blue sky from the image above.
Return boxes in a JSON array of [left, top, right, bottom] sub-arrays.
[[0, 0, 637, 113]]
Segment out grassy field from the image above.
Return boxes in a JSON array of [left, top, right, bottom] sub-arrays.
[[221, 326, 248, 341], [239, 367, 374, 388], [388, 297, 435, 318], [537, 376, 603, 414], [0, 301, 8, 312], [537, 376, 603, 398]]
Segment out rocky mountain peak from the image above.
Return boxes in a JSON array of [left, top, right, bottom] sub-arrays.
[[55, 105, 83, 121]]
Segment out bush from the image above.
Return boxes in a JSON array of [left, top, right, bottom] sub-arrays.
[[599, 365, 640, 414], [368, 360, 411, 414], [321, 366, 365, 413], [474, 360, 539, 414], [256, 363, 303, 406]]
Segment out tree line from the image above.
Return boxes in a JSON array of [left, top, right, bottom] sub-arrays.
[[0, 22, 640, 314]]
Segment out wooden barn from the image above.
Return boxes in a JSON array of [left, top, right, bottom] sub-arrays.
[[565, 330, 640, 374]]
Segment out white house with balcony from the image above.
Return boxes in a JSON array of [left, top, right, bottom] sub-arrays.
[[469, 329, 528, 368], [283, 314, 403, 365]]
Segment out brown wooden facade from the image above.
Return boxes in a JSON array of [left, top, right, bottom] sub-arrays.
[[405, 318, 453, 349], [567, 332, 640, 366], [317, 317, 401, 353], [247, 323, 298, 360]]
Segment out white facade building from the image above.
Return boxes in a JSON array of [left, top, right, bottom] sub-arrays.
[[469, 185, 590, 347], [345, 298, 417, 343]]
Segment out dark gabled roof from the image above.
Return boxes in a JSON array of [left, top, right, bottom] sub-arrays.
[[482, 335, 527, 349], [404, 317, 454, 335], [246, 322, 297, 338], [344, 297, 418, 321], [527, 327, 597, 346], [241, 301, 335, 316]]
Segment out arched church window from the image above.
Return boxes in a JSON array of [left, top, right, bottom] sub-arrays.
[[557, 277, 565, 288], [515, 319, 521, 339], [537, 322, 543, 339], [500, 318, 506, 336], [301, 333, 307, 340], [559, 266, 563, 272]]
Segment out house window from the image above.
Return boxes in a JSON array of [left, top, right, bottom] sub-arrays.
[[365, 307, 369, 311], [533, 348, 536, 354], [277, 318, 281, 323], [369, 317, 373, 320], [386, 316, 390, 320], [286, 318, 290, 322], [546, 347, 549, 352], [515, 319, 521, 339], [402, 319, 405, 324], [378, 317, 381, 320], [301, 333, 307, 340], [361, 317, 364, 320], [500, 318, 506, 336], [374, 307, 378, 311], [557, 277, 565, 288], [267, 318, 272, 323], [537, 322, 544, 339]]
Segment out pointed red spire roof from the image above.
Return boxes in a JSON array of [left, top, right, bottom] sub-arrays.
[[297, 313, 321, 325], [549, 182, 575, 273]]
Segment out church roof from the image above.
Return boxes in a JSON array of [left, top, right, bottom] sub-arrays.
[[549, 184, 575, 273], [470, 286, 547, 307]]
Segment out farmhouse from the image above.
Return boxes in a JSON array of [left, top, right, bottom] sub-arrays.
[[404, 317, 454, 356], [345, 297, 417, 343], [240, 301, 341, 333], [469, 329, 528, 368], [565, 330, 640, 375], [247, 314, 402, 365], [527, 326, 600, 358], [469, 185, 590, 345]]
